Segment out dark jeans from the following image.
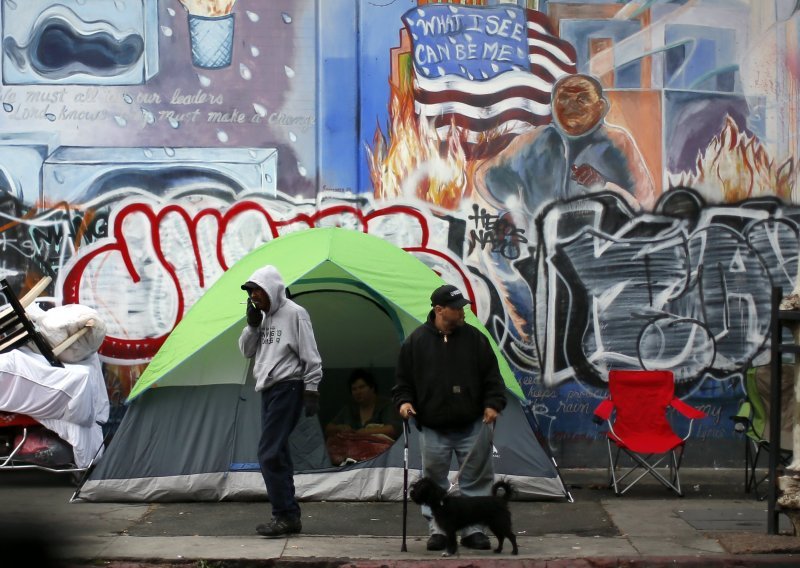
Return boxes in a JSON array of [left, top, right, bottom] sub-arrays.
[[258, 380, 304, 519]]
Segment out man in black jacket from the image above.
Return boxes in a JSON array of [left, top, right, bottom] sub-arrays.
[[392, 284, 507, 552]]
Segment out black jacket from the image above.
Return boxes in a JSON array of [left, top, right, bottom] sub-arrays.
[[392, 311, 507, 430]]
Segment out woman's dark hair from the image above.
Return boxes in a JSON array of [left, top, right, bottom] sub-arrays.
[[349, 368, 377, 392]]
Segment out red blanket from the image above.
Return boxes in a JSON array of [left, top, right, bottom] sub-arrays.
[[326, 432, 394, 465]]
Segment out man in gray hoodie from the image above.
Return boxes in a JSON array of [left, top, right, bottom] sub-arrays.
[[239, 265, 322, 538]]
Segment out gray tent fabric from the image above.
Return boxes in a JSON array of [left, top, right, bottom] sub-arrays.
[[80, 299, 569, 501], [80, 387, 566, 501], [78, 230, 569, 502]]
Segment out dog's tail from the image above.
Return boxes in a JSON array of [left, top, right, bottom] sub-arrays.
[[491, 480, 514, 501]]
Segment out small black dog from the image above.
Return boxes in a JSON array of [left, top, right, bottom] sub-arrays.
[[409, 476, 518, 556]]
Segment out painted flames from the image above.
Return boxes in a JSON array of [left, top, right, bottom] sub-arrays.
[[367, 83, 472, 210], [672, 115, 796, 203]]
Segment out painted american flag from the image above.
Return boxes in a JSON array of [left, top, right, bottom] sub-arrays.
[[402, 5, 577, 155]]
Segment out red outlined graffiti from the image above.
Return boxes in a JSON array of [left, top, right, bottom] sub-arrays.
[[61, 200, 458, 361]]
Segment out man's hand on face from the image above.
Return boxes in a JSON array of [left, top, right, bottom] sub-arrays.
[[246, 300, 263, 327]]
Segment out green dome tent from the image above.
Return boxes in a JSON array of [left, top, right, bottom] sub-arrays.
[[79, 228, 568, 502]]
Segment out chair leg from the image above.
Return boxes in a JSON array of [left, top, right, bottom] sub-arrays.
[[744, 438, 753, 494], [671, 449, 684, 496], [629, 452, 679, 493], [752, 443, 766, 501], [1, 426, 29, 467], [607, 441, 644, 495], [668, 450, 676, 486], [612, 449, 684, 496], [750, 444, 794, 501], [607, 438, 620, 495]]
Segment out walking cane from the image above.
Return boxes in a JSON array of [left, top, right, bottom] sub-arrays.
[[401, 417, 410, 552]]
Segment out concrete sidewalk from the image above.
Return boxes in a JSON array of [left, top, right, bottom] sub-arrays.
[[2, 469, 800, 567]]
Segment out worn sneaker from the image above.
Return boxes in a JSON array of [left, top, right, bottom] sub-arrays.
[[256, 516, 302, 538], [426, 533, 447, 551], [460, 532, 491, 550]]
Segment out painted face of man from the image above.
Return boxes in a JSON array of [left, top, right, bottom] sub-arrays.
[[553, 76, 607, 137]]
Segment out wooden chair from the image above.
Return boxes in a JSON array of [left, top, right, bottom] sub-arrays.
[[0, 277, 63, 367], [0, 278, 95, 367]]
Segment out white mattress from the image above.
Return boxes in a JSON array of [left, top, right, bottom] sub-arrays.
[[0, 347, 109, 467]]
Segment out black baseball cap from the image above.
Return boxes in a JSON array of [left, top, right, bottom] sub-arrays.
[[430, 284, 471, 308], [241, 281, 261, 291]]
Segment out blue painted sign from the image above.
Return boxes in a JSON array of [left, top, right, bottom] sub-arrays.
[[402, 4, 530, 79]]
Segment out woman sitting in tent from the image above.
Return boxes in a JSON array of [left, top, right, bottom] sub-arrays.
[[324, 369, 400, 464]]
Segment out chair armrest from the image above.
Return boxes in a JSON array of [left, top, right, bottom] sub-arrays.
[[670, 397, 706, 420], [593, 399, 614, 424], [730, 400, 752, 433], [670, 397, 706, 441]]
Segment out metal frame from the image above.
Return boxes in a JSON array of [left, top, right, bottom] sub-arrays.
[[0, 278, 106, 494], [1, 423, 85, 474], [606, 440, 685, 496], [767, 286, 800, 534], [744, 436, 792, 501], [602, 415, 697, 497]]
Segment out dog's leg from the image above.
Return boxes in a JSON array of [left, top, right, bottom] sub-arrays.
[[509, 533, 518, 555], [486, 523, 503, 553], [444, 531, 458, 557], [493, 533, 504, 554]]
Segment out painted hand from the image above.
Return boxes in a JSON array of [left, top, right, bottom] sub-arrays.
[[571, 163, 606, 188]]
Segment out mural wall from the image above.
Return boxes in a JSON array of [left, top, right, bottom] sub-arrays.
[[1, 0, 799, 467]]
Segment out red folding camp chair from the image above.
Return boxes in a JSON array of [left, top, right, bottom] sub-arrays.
[[593, 369, 707, 496]]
